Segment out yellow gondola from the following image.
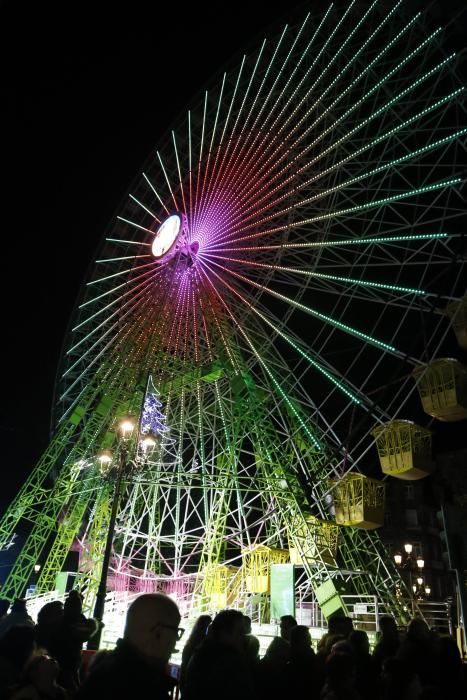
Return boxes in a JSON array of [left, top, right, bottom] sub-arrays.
[[288, 515, 339, 565], [412, 358, 467, 422], [372, 420, 434, 480], [201, 564, 239, 608], [331, 473, 385, 529], [446, 296, 467, 350], [242, 545, 289, 593]]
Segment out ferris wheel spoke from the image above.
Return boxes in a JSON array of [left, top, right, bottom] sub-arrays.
[[275, 282, 435, 314], [195, 272, 239, 371], [202, 56, 250, 210], [284, 26, 446, 159], [229, 0, 390, 198], [223, 45, 454, 243], [206, 231, 452, 255], [188, 110, 194, 222], [163, 279, 189, 359], [59, 294, 155, 401], [196, 289, 214, 362], [86, 260, 156, 286], [209, 176, 461, 250], [73, 274, 159, 333], [263, 2, 406, 150], [197, 74, 228, 218], [128, 193, 161, 223], [116, 215, 156, 236], [105, 237, 151, 247], [75, 291, 156, 375], [79, 264, 164, 310], [213, 17, 313, 206], [219, 26, 290, 199], [156, 151, 180, 212], [95, 254, 151, 264], [190, 286, 200, 364], [63, 289, 154, 378], [202, 256, 421, 360], [171, 131, 188, 219], [200, 60, 250, 213], [202, 251, 430, 298], [227, 2, 349, 194], [141, 172, 170, 216], [214, 137, 461, 247], [204, 40, 267, 219], [240, 319, 389, 449], [210, 11, 433, 239], [192, 91, 211, 233], [224, 265, 445, 314], [200, 257, 395, 419], [68, 281, 155, 354], [198, 263, 323, 452], [226, 94, 464, 231]]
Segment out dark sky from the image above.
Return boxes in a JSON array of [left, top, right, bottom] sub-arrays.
[[0, 0, 314, 505], [1, 0, 466, 509]]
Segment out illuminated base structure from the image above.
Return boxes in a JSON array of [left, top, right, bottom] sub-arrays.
[[1, 2, 465, 633]]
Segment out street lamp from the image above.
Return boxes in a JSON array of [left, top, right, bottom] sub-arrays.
[[394, 544, 422, 569], [394, 543, 421, 571], [412, 576, 428, 600], [88, 415, 158, 649], [26, 562, 42, 597], [394, 543, 427, 611]]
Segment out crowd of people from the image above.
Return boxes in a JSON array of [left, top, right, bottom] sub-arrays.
[[0, 592, 465, 700]]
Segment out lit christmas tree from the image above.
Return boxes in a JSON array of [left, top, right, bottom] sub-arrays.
[[141, 376, 169, 438]]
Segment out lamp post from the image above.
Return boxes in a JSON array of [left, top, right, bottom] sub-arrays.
[[27, 563, 42, 596], [394, 543, 426, 613], [88, 417, 158, 650]]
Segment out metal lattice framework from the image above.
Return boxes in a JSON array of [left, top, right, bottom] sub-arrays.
[[1, 1, 465, 624]]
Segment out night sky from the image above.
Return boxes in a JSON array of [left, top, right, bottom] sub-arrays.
[[1, 0, 466, 513]]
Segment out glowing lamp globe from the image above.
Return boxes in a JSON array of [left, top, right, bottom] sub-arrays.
[[97, 449, 113, 476], [118, 416, 136, 440], [141, 430, 158, 453]]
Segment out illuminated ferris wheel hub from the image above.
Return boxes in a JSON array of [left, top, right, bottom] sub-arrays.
[[151, 212, 193, 260]]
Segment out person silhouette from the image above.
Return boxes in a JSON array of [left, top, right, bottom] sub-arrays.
[[77, 593, 182, 700]]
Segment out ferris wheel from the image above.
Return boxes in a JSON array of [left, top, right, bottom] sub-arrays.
[[1, 1, 465, 621]]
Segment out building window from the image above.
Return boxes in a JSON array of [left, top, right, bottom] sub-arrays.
[[405, 509, 418, 526], [412, 541, 422, 558], [404, 485, 415, 501]]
